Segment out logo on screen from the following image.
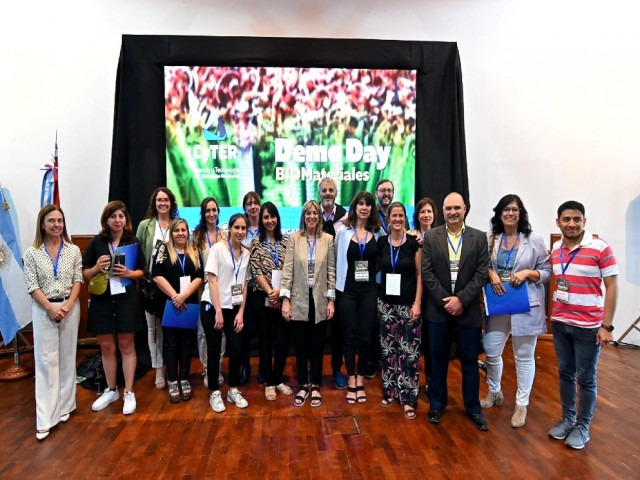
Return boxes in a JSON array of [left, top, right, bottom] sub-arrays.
[[203, 116, 227, 142]]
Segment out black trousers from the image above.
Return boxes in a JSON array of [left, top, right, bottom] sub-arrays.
[[200, 302, 242, 390], [163, 326, 196, 382], [250, 290, 290, 387], [337, 287, 377, 376], [291, 292, 326, 386], [427, 320, 482, 414]]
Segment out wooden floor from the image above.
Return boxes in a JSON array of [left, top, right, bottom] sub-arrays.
[[0, 340, 639, 479]]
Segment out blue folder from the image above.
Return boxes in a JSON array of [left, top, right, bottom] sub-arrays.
[[484, 283, 531, 316], [115, 243, 139, 287], [161, 301, 199, 329]]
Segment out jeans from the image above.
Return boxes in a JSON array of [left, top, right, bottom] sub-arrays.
[[552, 321, 601, 431], [483, 314, 537, 406]]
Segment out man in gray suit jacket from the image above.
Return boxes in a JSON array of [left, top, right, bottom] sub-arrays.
[[421, 192, 490, 431]]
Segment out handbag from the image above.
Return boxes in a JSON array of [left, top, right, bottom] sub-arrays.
[[141, 271, 163, 315], [88, 271, 109, 295]]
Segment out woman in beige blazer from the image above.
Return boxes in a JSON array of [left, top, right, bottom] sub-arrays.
[[281, 200, 336, 408]]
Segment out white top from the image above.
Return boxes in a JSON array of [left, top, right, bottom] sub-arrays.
[[202, 241, 251, 309]]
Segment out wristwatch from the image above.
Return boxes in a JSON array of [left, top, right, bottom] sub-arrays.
[[600, 324, 614, 332]]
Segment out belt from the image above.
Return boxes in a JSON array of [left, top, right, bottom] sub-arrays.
[[48, 296, 69, 303]]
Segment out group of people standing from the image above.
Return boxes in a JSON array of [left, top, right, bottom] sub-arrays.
[[24, 180, 618, 451]]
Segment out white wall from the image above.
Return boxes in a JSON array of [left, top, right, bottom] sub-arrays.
[[2, 0, 639, 343]]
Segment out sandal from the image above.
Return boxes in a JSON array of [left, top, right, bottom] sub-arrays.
[[168, 381, 180, 403], [293, 386, 310, 407], [356, 385, 367, 404], [180, 380, 192, 401], [403, 405, 417, 420], [346, 386, 357, 405], [155, 369, 166, 390], [380, 397, 396, 408], [265, 386, 277, 401], [310, 385, 322, 408], [276, 383, 293, 396]]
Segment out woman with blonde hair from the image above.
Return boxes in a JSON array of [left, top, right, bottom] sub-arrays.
[[281, 200, 336, 408], [24, 205, 83, 440], [153, 218, 204, 403]]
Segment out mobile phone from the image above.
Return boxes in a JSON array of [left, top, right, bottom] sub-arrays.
[[114, 253, 126, 266]]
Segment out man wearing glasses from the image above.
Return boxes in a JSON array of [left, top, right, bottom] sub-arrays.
[[375, 179, 395, 235]]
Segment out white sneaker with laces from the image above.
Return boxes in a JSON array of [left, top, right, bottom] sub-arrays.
[[123, 390, 137, 415], [209, 390, 226, 413], [92, 388, 120, 412], [227, 388, 248, 408]]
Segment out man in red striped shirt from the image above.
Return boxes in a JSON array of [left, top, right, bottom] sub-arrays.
[[547, 200, 618, 450]]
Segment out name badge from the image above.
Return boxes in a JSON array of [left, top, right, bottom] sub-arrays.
[[556, 278, 569, 303], [109, 276, 126, 295], [231, 284, 243, 306], [308, 261, 315, 287], [271, 270, 282, 289], [355, 260, 369, 282], [179, 276, 190, 294], [499, 271, 511, 282], [386, 273, 401, 296]]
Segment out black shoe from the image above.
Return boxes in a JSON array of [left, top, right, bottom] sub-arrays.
[[427, 408, 442, 424], [239, 366, 250, 386], [467, 412, 489, 431], [364, 364, 378, 380]]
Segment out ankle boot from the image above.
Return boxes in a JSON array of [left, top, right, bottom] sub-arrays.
[[480, 390, 504, 409], [511, 405, 527, 428]]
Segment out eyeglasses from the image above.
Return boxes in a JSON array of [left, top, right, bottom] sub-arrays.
[[502, 207, 520, 214], [377, 188, 394, 194], [156, 198, 171, 203]]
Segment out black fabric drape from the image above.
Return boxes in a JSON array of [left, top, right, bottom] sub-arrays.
[[110, 35, 468, 225]]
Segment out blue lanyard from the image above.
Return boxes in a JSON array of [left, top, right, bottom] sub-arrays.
[[389, 233, 404, 272], [265, 239, 280, 267], [378, 211, 388, 233], [206, 229, 218, 248], [306, 235, 317, 263], [49, 241, 64, 278], [228, 241, 243, 283], [559, 246, 580, 276], [354, 229, 369, 260], [448, 234, 464, 259], [501, 234, 518, 269], [109, 241, 117, 257], [323, 210, 334, 222], [247, 226, 258, 239], [177, 252, 186, 275]]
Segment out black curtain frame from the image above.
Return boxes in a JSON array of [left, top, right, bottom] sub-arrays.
[[109, 35, 468, 225]]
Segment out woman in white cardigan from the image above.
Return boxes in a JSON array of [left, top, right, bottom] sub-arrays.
[[481, 194, 551, 428]]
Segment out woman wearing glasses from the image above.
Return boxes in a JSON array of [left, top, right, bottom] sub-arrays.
[[482, 194, 551, 428]]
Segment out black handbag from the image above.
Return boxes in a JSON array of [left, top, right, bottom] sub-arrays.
[[141, 243, 166, 315]]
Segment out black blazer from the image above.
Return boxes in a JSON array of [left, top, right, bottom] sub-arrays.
[[421, 224, 489, 327]]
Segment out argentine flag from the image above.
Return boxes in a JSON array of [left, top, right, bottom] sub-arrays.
[[0, 188, 31, 344]]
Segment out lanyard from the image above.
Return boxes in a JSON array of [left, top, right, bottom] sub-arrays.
[[48, 241, 64, 278], [323, 210, 334, 222], [559, 245, 580, 276], [389, 233, 405, 272], [108, 241, 117, 258], [354, 229, 369, 260], [378, 211, 388, 233], [307, 235, 317, 263], [501, 234, 518, 269], [228, 241, 243, 284], [265, 239, 280, 267], [158, 222, 169, 241], [448, 234, 464, 260], [247, 226, 258, 239], [177, 252, 186, 275], [206, 229, 219, 248]]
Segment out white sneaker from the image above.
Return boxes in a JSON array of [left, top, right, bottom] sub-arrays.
[[123, 390, 137, 415], [209, 390, 226, 413], [227, 388, 248, 409], [92, 388, 120, 411]]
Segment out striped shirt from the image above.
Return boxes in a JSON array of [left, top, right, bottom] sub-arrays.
[[550, 230, 618, 328]]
